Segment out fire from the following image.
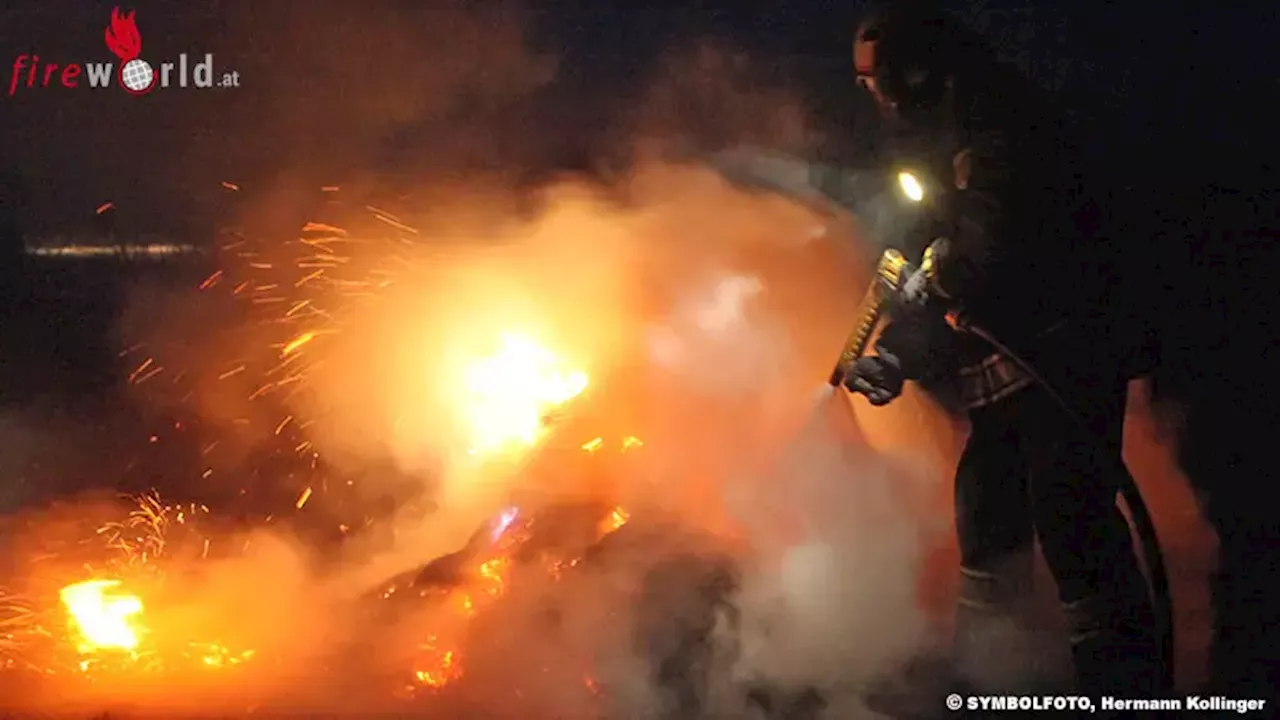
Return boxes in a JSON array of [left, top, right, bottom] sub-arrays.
[[600, 506, 630, 534], [415, 643, 461, 688], [59, 580, 144, 654], [53, 570, 256, 678], [406, 503, 632, 693], [410, 550, 515, 689], [8, 193, 656, 707], [0, 496, 261, 681], [190, 642, 256, 668], [460, 332, 588, 454]]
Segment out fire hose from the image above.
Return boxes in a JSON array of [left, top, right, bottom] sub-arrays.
[[830, 248, 1175, 690]]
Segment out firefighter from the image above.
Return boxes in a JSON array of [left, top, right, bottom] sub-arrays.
[[843, 0, 1165, 703]]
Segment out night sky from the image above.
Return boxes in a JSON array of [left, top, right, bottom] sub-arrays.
[[0, 0, 1276, 239]]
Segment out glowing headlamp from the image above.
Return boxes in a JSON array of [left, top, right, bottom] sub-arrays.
[[896, 171, 925, 203]]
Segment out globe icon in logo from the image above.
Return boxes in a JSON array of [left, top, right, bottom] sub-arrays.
[[120, 58, 155, 93]]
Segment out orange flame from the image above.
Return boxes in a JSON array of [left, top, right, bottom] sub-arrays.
[[104, 7, 142, 61], [60, 579, 144, 654], [459, 332, 588, 455]]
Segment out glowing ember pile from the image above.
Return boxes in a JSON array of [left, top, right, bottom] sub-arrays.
[[408, 551, 513, 690], [359, 500, 635, 698]]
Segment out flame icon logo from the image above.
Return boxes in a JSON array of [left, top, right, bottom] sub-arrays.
[[104, 7, 156, 95]]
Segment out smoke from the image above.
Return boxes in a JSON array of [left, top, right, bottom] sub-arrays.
[[680, 391, 942, 717], [247, 160, 954, 717], [624, 42, 813, 161], [206, 0, 559, 183], [62, 156, 967, 715]]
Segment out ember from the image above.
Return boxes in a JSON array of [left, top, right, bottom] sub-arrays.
[[368, 501, 636, 697]]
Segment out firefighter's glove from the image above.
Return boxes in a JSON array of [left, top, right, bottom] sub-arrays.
[[843, 354, 905, 406], [897, 265, 933, 309]]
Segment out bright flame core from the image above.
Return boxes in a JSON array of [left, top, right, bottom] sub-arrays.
[[460, 333, 589, 454], [59, 580, 144, 653], [897, 171, 924, 203]]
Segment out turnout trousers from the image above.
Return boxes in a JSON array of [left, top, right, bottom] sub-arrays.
[[952, 377, 1164, 696]]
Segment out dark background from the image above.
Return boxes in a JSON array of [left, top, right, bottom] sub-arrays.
[[2, 1, 1275, 236], [0, 0, 1277, 696]]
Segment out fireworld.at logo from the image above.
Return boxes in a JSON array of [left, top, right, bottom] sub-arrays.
[[8, 6, 240, 97]]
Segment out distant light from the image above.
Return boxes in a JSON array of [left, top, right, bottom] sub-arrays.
[[897, 171, 924, 203], [25, 244, 202, 258]]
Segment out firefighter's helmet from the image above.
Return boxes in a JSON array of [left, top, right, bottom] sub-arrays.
[[854, 1, 964, 118]]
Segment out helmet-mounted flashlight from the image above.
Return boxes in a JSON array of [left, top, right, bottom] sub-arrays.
[[896, 170, 925, 203]]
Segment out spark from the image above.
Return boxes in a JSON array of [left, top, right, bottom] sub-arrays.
[[128, 357, 154, 384], [217, 365, 246, 381], [0, 591, 37, 663], [373, 213, 418, 234], [295, 487, 313, 510], [282, 332, 315, 356], [300, 222, 348, 236], [98, 492, 172, 563], [199, 270, 223, 290]]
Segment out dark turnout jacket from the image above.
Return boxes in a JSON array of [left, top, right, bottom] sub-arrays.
[[932, 56, 1108, 342], [877, 51, 1122, 408]]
